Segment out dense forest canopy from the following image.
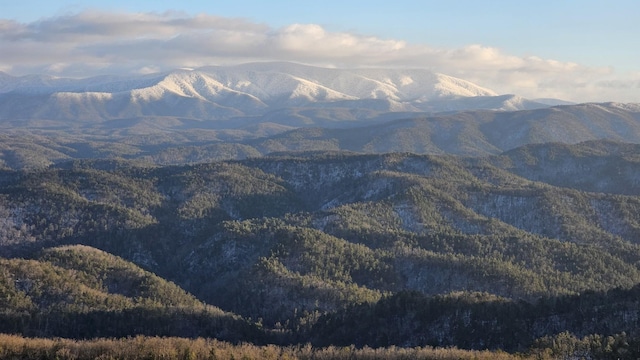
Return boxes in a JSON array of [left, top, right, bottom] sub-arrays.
[[1, 137, 640, 358]]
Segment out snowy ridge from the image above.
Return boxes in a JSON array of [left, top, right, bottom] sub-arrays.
[[433, 74, 497, 98], [0, 62, 497, 101], [0, 62, 554, 126]]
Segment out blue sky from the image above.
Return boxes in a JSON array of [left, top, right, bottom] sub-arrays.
[[1, 0, 639, 102]]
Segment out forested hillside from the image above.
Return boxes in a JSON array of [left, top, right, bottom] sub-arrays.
[[1, 103, 639, 170], [2, 140, 640, 356], [0, 245, 263, 340]]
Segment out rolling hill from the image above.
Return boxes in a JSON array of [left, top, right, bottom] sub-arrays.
[[0, 245, 261, 340], [0, 102, 638, 170], [1, 141, 640, 351]]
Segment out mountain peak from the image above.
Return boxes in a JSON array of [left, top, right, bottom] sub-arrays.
[[0, 62, 558, 128]]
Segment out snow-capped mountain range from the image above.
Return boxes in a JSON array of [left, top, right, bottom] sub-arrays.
[[0, 62, 554, 129]]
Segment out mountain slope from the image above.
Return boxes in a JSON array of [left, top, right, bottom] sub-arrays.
[[0, 102, 638, 169], [2, 142, 640, 349], [310, 287, 640, 351], [0, 62, 550, 130], [250, 102, 640, 156], [2, 145, 640, 329], [491, 140, 640, 195], [0, 245, 261, 340]]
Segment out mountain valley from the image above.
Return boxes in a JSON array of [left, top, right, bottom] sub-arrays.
[[2, 62, 640, 358], [1, 142, 640, 355]]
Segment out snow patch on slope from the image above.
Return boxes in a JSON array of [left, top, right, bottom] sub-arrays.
[[433, 74, 498, 98]]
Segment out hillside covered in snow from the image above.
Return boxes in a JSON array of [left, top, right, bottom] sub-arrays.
[[0, 62, 551, 130]]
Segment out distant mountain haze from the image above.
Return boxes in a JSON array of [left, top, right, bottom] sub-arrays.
[[0, 62, 552, 130], [1, 62, 639, 170]]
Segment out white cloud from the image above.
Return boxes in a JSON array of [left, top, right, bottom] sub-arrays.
[[0, 10, 636, 102]]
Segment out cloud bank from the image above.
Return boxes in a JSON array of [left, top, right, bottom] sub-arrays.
[[0, 10, 637, 102]]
